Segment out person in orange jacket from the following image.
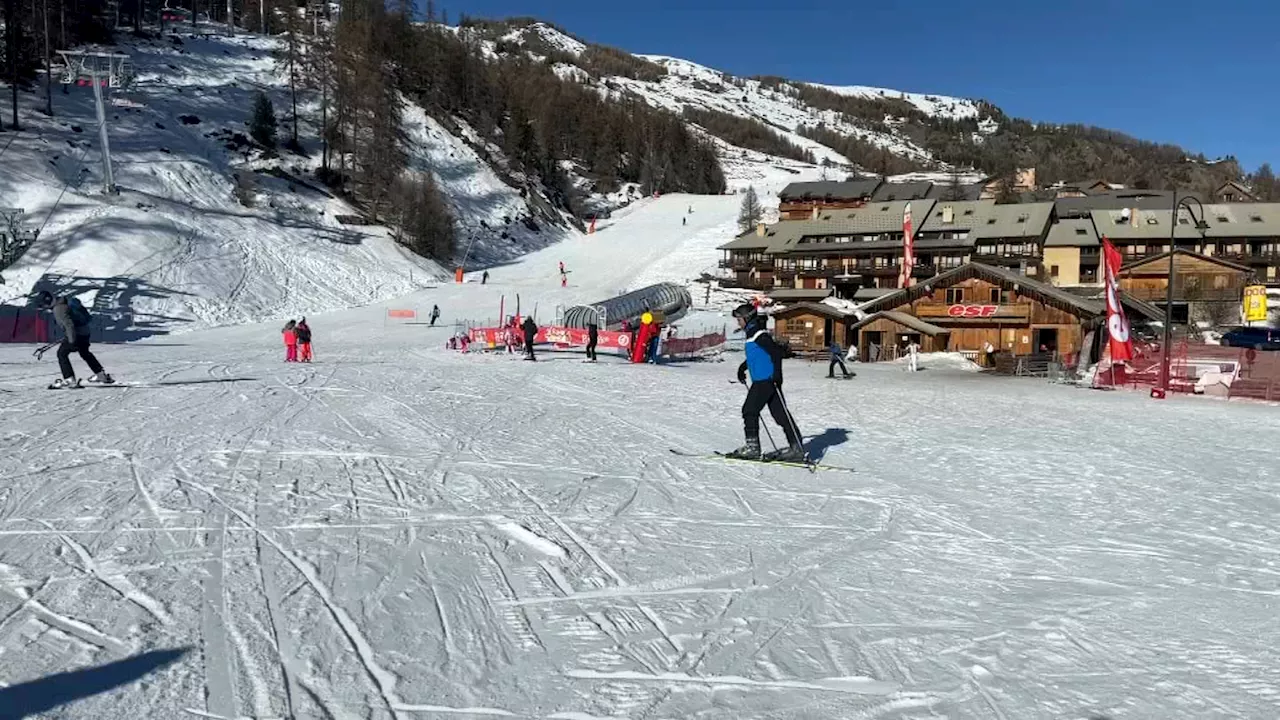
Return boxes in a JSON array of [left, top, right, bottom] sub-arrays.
[[282, 320, 298, 362]]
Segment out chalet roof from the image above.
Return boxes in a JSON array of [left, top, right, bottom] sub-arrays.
[[1090, 208, 1202, 240], [1197, 202, 1280, 236], [1044, 217, 1100, 247], [770, 300, 851, 320], [850, 311, 950, 337], [925, 181, 987, 201], [1056, 190, 1207, 218], [763, 199, 939, 254], [853, 287, 898, 301], [1215, 180, 1256, 199], [872, 181, 933, 202], [918, 200, 996, 234], [858, 262, 1108, 319], [1064, 179, 1116, 192], [767, 287, 834, 302], [1058, 286, 1167, 322], [779, 179, 882, 202], [970, 202, 1054, 240], [1088, 203, 1280, 240], [1120, 248, 1255, 275], [717, 228, 773, 250]]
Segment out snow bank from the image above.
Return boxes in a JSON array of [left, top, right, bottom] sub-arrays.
[[892, 351, 983, 372]]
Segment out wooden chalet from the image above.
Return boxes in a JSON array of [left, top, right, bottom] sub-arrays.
[[1119, 249, 1255, 326], [853, 262, 1165, 362], [771, 301, 855, 351]]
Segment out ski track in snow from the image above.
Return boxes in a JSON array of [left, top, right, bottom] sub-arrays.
[[2, 190, 1280, 718]]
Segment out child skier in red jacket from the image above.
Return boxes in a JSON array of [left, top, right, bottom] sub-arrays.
[[282, 320, 298, 362]]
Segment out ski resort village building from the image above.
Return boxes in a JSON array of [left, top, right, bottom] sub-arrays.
[[772, 262, 1166, 361], [720, 181, 1280, 351]]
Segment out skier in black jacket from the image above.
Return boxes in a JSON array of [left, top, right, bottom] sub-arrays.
[[37, 291, 114, 388], [729, 303, 804, 461], [585, 322, 599, 362], [521, 316, 539, 361]]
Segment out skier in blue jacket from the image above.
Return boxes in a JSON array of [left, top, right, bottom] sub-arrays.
[[728, 303, 805, 461]]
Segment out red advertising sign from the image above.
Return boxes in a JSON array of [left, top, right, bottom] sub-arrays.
[[468, 324, 632, 350], [946, 304, 999, 318]]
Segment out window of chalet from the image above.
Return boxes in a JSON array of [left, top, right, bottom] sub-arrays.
[[989, 288, 1001, 303], [946, 288, 965, 304], [1051, 265, 1060, 278], [1214, 274, 1229, 289]]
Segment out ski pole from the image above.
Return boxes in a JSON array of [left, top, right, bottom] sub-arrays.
[[773, 384, 808, 458], [33, 342, 56, 360]]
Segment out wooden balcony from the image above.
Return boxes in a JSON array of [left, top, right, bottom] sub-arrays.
[[1211, 251, 1280, 266], [719, 257, 770, 271], [972, 252, 1042, 264], [1120, 286, 1242, 303]]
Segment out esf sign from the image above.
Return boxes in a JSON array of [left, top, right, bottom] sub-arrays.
[[946, 304, 999, 318]]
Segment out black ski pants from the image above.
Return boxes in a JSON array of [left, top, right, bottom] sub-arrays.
[[58, 335, 104, 379], [828, 356, 849, 377], [742, 379, 800, 447], [586, 328, 598, 360], [525, 333, 536, 360]]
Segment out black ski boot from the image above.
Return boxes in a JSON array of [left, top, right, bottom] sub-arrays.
[[724, 437, 761, 460], [764, 445, 808, 464]]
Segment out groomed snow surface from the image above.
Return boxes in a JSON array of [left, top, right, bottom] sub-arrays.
[[3, 314, 1280, 718]]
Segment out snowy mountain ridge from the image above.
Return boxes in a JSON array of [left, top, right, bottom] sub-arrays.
[[479, 20, 990, 178]]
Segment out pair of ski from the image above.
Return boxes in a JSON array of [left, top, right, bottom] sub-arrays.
[[668, 448, 854, 474], [47, 379, 121, 390]]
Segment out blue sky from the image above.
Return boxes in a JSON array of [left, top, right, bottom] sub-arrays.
[[443, 0, 1276, 173]]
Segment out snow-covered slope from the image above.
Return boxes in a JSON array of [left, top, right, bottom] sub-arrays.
[[2, 282, 1278, 719], [0, 28, 572, 336], [805, 81, 980, 120]]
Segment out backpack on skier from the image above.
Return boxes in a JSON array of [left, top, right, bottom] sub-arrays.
[[67, 296, 92, 329]]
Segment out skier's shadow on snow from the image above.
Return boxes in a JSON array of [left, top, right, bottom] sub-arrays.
[[804, 428, 850, 462], [0, 647, 189, 719]]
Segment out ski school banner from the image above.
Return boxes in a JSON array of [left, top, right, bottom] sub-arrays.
[[1101, 235, 1134, 363], [468, 324, 632, 351]]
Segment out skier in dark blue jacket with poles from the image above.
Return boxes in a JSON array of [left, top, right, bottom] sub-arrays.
[[727, 303, 805, 462]]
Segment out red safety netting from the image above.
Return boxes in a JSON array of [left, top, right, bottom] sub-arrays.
[[0, 307, 50, 343]]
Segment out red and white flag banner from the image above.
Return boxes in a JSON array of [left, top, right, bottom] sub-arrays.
[[1101, 235, 1133, 363], [899, 202, 914, 289]]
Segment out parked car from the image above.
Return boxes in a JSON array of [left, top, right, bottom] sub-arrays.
[[1219, 326, 1280, 350]]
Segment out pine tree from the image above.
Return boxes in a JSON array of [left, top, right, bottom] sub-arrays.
[[249, 91, 278, 149], [3, 0, 19, 130], [945, 170, 965, 201], [738, 185, 762, 233], [277, 4, 303, 151], [1251, 163, 1276, 202], [392, 173, 456, 260]]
